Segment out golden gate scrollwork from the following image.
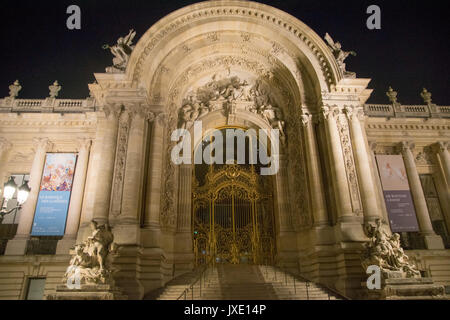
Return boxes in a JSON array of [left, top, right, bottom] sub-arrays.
[[193, 164, 275, 266]]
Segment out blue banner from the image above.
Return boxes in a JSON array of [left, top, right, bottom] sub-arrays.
[[31, 153, 77, 236], [31, 191, 72, 236]]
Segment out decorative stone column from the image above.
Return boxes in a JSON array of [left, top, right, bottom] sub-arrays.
[[433, 142, 450, 188], [114, 105, 154, 244], [5, 138, 53, 255], [344, 106, 382, 223], [274, 154, 293, 232], [300, 114, 328, 226], [0, 138, 12, 196], [274, 153, 298, 264], [177, 164, 192, 233], [143, 114, 165, 229], [320, 106, 353, 221], [77, 104, 121, 242], [399, 141, 444, 249], [56, 139, 92, 254], [172, 163, 194, 273]]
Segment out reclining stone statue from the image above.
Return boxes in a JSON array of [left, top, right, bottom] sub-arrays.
[[63, 220, 116, 287], [362, 219, 421, 279]]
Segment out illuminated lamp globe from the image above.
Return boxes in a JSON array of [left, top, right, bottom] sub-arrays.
[[17, 180, 31, 205], [3, 177, 17, 201]]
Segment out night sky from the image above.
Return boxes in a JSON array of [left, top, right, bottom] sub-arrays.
[[0, 0, 448, 104]]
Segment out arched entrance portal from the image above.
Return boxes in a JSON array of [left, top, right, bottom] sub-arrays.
[[192, 128, 276, 266]]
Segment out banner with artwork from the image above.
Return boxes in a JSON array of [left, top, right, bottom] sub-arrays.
[[31, 153, 77, 236], [375, 155, 419, 232]]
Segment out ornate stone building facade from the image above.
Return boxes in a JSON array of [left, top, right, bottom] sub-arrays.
[[0, 1, 449, 299]]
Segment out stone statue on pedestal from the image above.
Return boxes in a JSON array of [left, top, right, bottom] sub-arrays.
[[324, 33, 356, 77], [8, 80, 22, 98], [47, 221, 126, 300], [362, 219, 421, 278], [361, 219, 446, 299], [49, 81, 62, 98], [63, 221, 116, 286], [103, 29, 136, 73]]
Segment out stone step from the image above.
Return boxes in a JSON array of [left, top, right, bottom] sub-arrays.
[[151, 264, 342, 300]]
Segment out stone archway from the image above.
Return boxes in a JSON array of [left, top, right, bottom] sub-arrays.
[[171, 91, 298, 272], [88, 0, 377, 298], [119, 0, 343, 278]]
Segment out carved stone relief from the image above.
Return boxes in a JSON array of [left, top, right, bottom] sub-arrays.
[[110, 108, 131, 217], [336, 112, 362, 215], [177, 73, 285, 136], [286, 111, 311, 229], [160, 55, 296, 229]]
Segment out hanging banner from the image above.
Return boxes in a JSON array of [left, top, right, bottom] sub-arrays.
[[376, 155, 419, 232], [31, 153, 77, 236]]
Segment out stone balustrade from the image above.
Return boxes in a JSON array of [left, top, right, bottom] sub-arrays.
[[1, 97, 449, 120], [365, 104, 450, 119], [0, 97, 97, 113]]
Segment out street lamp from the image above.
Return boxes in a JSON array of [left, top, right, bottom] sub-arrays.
[[0, 177, 30, 224]]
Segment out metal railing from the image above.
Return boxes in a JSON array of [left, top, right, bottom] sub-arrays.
[[176, 265, 214, 300], [174, 262, 349, 300], [176, 258, 215, 300], [262, 264, 350, 300]]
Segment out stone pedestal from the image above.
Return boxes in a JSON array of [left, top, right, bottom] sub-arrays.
[[46, 284, 128, 300], [423, 234, 445, 250], [55, 237, 76, 255], [364, 272, 446, 300]]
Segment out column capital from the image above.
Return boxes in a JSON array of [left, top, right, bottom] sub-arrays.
[[368, 141, 378, 153], [76, 138, 92, 153], [124, 103, 140, 121], [397, 141, 415, 154], [319, 105, 339, 121], [431, 141, 449, 153], [121, 103, 156, 122], [300, 114, 312, 127], [102, 103, 122, 120], [343, 105, 365, 121], [143, 107, 156, 122], [118, 107, 132, 123], [32, 137, 53, 153], [134, 104, 156, 121], [156, 112, 167, 126]]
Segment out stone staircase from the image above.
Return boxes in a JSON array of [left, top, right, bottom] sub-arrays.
[[150, 264, 344, 300]]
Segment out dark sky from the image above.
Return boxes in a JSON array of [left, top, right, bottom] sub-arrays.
[[0, 0, 448, 104]]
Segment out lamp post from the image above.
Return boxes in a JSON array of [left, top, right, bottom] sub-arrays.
[[0, 177, 30, 224]]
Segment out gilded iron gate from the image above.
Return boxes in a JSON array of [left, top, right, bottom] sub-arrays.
[[193, 164, 275, 266]]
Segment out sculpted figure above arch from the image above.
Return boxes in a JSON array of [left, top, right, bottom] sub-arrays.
[[178, 72, 285, 136], [103, 29, 137, 73]]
